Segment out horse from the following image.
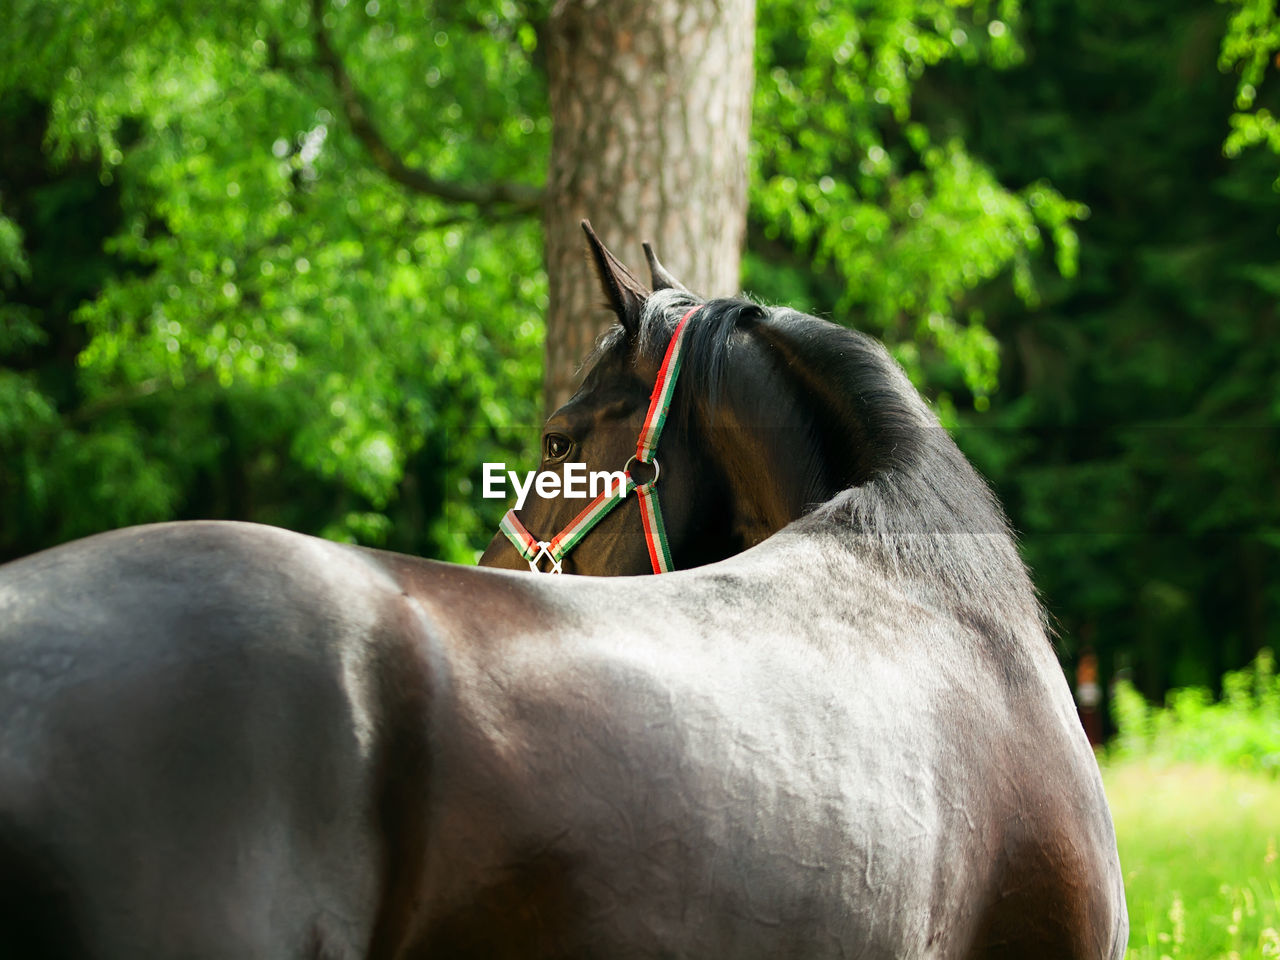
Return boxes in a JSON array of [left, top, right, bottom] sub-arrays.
[[0, 225, 1127, 959]]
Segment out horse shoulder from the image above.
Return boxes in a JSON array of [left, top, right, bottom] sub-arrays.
[[932, 618, 1128, 960]]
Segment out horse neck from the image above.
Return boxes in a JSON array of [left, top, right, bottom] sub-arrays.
[[744, 311, 1045, 635], [691, 336, 840, 555]]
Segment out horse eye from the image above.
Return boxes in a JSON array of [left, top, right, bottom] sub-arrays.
[[543, 433, 573, 463]]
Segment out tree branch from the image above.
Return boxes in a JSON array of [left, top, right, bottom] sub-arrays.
[[308, 0, 544, 214], [67, 370, 221, 427]]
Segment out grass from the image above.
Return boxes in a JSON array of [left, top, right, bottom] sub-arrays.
[[1103, 760, 1280, 959]]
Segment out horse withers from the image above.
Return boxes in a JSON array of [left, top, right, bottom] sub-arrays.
[[0, 225, 1126, 958]]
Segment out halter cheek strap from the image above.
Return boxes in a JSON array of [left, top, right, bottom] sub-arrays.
[[499, 305, 702, 575]]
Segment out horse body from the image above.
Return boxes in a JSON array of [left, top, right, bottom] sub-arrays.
[[0, 228, 1126, 957], [2, 517, 1122, 958]]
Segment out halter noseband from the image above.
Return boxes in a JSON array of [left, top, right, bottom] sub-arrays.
[[498, 305, 702, 575]]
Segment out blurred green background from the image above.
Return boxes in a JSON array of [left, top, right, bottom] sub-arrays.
[[1, 0, 1277, 709]]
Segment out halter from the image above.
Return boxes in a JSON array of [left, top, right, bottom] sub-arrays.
[[499, 305, 702, 575]]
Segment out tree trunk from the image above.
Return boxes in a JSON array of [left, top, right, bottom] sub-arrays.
[[543, 0, 755, 411]]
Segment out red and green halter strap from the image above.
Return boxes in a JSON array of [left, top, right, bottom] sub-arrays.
[[499, 304, 703, 574]]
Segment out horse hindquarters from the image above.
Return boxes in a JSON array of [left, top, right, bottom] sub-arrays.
[[0, 524, 415, 959], [0, 642, 386, 959]]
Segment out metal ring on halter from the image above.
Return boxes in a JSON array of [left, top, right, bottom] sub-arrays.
[[623, 454, 660, 489], [529, 541, 563, 575]]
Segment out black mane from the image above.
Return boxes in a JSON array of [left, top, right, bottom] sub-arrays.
[[610, 289, 1046, 636]]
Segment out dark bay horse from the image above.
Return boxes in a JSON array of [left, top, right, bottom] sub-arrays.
[[0, 230, 1126, 958]]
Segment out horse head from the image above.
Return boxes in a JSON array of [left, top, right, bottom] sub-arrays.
[[479, 222, 850, 576]]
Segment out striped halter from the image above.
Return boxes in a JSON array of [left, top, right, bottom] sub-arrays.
[[499, 305, 701, 575]]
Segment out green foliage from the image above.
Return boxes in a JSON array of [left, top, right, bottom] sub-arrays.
[[0, 0, 1088, 563], [0, 1, 548, 561], [0, 213, 29, 285], [935, 0, 1280, 703], [1104, 761, 1280, 959], [1220, 0, 1280, 165], [750, 0, 1087, 404], [1109, 651, 1280, 777]]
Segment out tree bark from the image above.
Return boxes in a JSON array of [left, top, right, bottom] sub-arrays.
[[543, 0, 755, 411]]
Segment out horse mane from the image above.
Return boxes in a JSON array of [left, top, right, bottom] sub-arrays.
[[611, 289, 1046, 639]]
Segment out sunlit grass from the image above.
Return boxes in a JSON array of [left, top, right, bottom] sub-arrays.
[[1103, 761, 1280, 959]]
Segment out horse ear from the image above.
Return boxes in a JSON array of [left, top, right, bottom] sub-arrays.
[[641, 242, 691, 294], [581, 220, 649, 336]]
